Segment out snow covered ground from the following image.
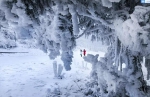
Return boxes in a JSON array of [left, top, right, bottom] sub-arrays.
[[0, 37, 149, 97], [0, 42, 105, 97]]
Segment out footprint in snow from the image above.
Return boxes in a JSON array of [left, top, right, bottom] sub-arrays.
[[27, 68, 32, 70]]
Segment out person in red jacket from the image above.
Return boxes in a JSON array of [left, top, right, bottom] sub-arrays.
[[83, 49, 86, 56]]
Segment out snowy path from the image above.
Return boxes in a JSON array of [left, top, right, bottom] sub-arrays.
[[0, 47, 105, 97]]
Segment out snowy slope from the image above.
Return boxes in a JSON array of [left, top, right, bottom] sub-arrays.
[[0, 40, 105, 97], [0, 34, 106, 97]]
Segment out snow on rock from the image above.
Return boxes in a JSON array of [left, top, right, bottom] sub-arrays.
[[84, 54, 99, 65]]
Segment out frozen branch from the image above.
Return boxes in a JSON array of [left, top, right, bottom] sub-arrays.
[[74, 22, 93, 39]]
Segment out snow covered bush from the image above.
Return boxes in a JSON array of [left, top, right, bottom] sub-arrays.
[[84, 48, 147, 97], [0, 29, 16, 48]]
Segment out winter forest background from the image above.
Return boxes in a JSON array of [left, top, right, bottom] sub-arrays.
[[0, 0, 150, 97]]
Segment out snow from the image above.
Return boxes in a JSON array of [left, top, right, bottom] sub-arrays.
[[0, 1, 149, 96], [108, 0, 121, 2], [76, 35, 108, 53], [0, 43, 105, 97], [101, 0, 112, 8]]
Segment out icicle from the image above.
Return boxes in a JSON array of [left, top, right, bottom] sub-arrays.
[[68, 4, 79, 35], [53, 61, 58, 77], [114, 36, 119, 70], [57, 64, 63, 77], [119, 43, 123, 71], [145, 56, 150, 80], [124, 48, 129, 69]]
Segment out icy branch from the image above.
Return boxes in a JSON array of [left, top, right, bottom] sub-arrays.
[[78, 12, 113, 29], [74, 22, 93, 39]]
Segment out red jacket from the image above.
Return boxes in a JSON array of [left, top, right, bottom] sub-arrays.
[[83, 49, 86, 56]]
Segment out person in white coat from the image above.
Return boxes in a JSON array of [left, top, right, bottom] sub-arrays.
[[80, 49, 82, 57]]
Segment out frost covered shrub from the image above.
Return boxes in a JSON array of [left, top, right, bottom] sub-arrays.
[[84, 46, 147, 97], [0, 30, 16, 49]]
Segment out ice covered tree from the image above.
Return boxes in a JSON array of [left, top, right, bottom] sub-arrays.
[[78, 0, 150, 97], [0, 0, 150, 96], [0, 0, 76, 70], [0, 9, 16, 48]]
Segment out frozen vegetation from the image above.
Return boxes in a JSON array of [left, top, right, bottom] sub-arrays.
[[0, 0, 150, 97]]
